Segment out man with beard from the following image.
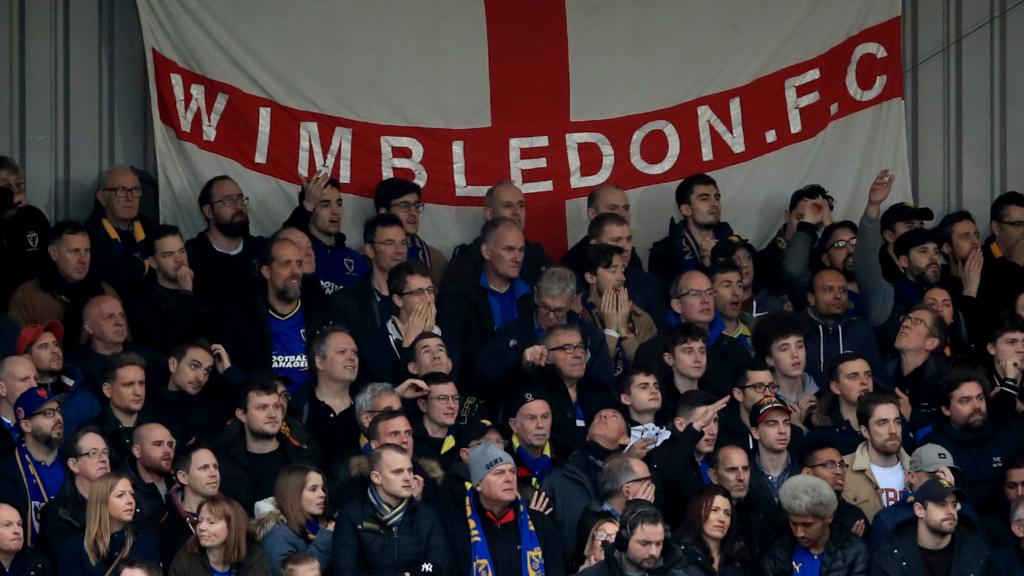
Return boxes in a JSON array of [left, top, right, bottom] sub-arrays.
[[0, 387, 65, 547], [214, 378, 316, 514], [801, 269, 883, 388], [806, 353, 875, 455], [128, 224, 199, 355], [782, 217, 861, 311], [149, 339, 244, 445], [374, 177, 448, 284], [935, 211, 984, 310], [542, 395, 630, 561], [8, 220, 118, 345], [37, 426, 110, 556], [649, 172, 733, 287], [85, 166, 157, 295], [186, 175, 267, 314], [761, 475, 869, 576], [578, 502, 678, 576], [708, 443, 782, 559], [873, 478, 992, 576], [121, 422, 175, 529], [580, 244, 657, 376], [283, 172, 368, 295], [799, 437, 870, 539], [927, 366, 1024, 514], [884, 304, 950, 435], [842, 392, 910, 522], [213, 234, 341, 388], [445, 180, 552, 290], [159, 443, 220, 568], [16, 321, 99, 437]]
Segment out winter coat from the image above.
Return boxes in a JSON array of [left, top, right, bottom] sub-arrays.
[[802, 308, 884, 389], [58, 527, 160, 576], [841, 442, 910, 522], [760, 524, 869, 576], [676, 538, 747, 576], [330, 493, 452, 576], [578, 544, 684, 576], [925, 417, 1024, 513], [871, 514, 991, 576], [252, 497, 332, 576], [168, 541, 271, 576]]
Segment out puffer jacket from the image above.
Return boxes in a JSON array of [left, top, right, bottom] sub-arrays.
[[759, 524, 869, 576], [330, 493, 452, 576], [870, 514, 991, 576], [252, 497, 333, 576], [676, 538, 748, 576]]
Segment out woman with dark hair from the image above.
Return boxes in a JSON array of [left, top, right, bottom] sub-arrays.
[[59, 472, 159, 576], [252, 464, 333, 576], [677, 485, 749, 575], [169, 495, 269, 576]]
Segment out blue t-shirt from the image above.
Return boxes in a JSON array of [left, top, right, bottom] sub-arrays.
[[211, 567, 232, 576], [792, 544, 823, 576], [269, 302, 308, 392], [314, 243, 368, 295]]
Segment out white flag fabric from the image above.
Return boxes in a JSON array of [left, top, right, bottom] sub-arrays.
[[137, 0, 910, 259]]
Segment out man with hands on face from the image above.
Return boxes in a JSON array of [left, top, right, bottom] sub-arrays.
[[127, 224, 200, 355]]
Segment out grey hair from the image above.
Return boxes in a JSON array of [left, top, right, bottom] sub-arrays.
[[535, 266, 576, 298], [779, 475, 837, 519], [597, 453, 641, 500], [354, 382, 396, 418]]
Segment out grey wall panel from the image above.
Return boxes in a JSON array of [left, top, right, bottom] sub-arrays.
[[3, 1, 1021, 227]]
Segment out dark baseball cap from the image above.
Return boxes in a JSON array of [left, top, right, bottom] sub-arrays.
[[711, 235, 755, 263], [881, 202, 934, 231], [893, 228, 940, 258], [914, 478, 965, 504], [749, 395, 793, 426], [501, 389, 549, 422], [583, 393, 629, 428], [14, 388, 63, 422]]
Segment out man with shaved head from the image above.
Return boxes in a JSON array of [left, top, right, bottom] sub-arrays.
[[86, 165, 156, 294], [0, 356, 37, 443], [121, 422, 176, 529], [444, 180, 552, 290], [68, 294, 162, 395]]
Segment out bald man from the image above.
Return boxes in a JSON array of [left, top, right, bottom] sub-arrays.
[[123, 422, 175, 529], [86, 165, 157, 294], [443, 180, 552, 289], [562, 185, 646, 273], [0, 502, 51, 573], [0, 356, 37, 443]]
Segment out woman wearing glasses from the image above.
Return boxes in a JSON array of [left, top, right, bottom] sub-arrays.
[[578, 515, 618, 572]]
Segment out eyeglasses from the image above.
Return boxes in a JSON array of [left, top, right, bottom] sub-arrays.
[[548, 343, 586, 354], [899, 314, 929, 329], [536, 303, 571, 317], [401, 286, 437, 297], [211, 194, 250, 208], [807, 460, 849, 472], [76, 448, 110, 460], [740, 382, 780, 394], [374, 239, 410, 250], [827, 238, 857, 250], [390, 201, 425, 213], [428, 395, 460, 405], [594, 530, 613, 542], [32, 407, 63, 419], [998, 220, 1024, 230], [102, 186, 143, 199], [676, 288, 716, 300]]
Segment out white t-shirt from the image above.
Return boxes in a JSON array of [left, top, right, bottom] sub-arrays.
[[871, 462, 906, 508]]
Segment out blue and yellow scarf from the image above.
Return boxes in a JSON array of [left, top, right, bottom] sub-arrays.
[[465, 487, 544, 576]]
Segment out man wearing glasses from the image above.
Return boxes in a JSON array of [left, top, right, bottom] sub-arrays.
[[37, 426, 109, 556], [0, 387, 65, 547], [374, 177, 448, 285], [86, 166, 156, 295], [885, 304, 949, 435], [799, 437, 869, 540], [412, 372, 460, 463], [980, 191, 1024, 334], [717, 358, 780, 451]]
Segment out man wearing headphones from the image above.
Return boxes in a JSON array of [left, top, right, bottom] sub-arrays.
[[578, 501, 681, 576]]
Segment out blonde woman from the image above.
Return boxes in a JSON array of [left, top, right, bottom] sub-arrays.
[[170, 495, 269, 575], [253, 465, 333, 576], [59, 472, 159, 575]]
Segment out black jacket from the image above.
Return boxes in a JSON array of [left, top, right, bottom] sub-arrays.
[[148, 365, 246, 445], [871, 515, 991, 576], [648, 218, 733, 289], [330, 495, 452, 576], [185, 231, 267, 321], [991, 545, 1024, 576], [0, 204, 50, 312], [445, 236, 552, 290], [212, 427, 317, 515], [118, 457, 169, 532], [577, 544, 683, 576], [540, 447, 605, 560], [57, 527, 160, 576], [633, 323, 751, 399], [84, 209, 156, 296], [442, 492, 565, 576], [883, 352, 950, 438], [924, 417, 1024, 513], [677, 538, 747, 576], [761, 523, 869, 576], [37, 479, 87, 558], [0, 549, 52, 576], [125, 280, 199, 356]]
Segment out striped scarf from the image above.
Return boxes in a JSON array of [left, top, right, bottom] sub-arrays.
[[367, 484, 409, 528]]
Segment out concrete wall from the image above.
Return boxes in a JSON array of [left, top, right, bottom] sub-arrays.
[[3, 0, 1021, 225]]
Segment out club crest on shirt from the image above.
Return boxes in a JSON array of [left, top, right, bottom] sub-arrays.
[[26, 231, 39, 249], [344, 256, 355, 272]]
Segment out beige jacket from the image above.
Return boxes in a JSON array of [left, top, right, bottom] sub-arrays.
[[841, 441, 910, 522]]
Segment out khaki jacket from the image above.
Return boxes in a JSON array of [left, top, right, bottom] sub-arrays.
[[841, 441, 910, 522]]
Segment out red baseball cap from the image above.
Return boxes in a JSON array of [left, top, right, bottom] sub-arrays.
[[15, 321, 64, 355]]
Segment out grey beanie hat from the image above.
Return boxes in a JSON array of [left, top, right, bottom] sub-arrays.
[[468, 441, 514, 487]]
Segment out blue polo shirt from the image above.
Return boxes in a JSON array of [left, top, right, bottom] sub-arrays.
[[480, 271, 531, 329]]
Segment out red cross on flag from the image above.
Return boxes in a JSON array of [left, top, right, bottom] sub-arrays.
[[138, 0, 909, 260]]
